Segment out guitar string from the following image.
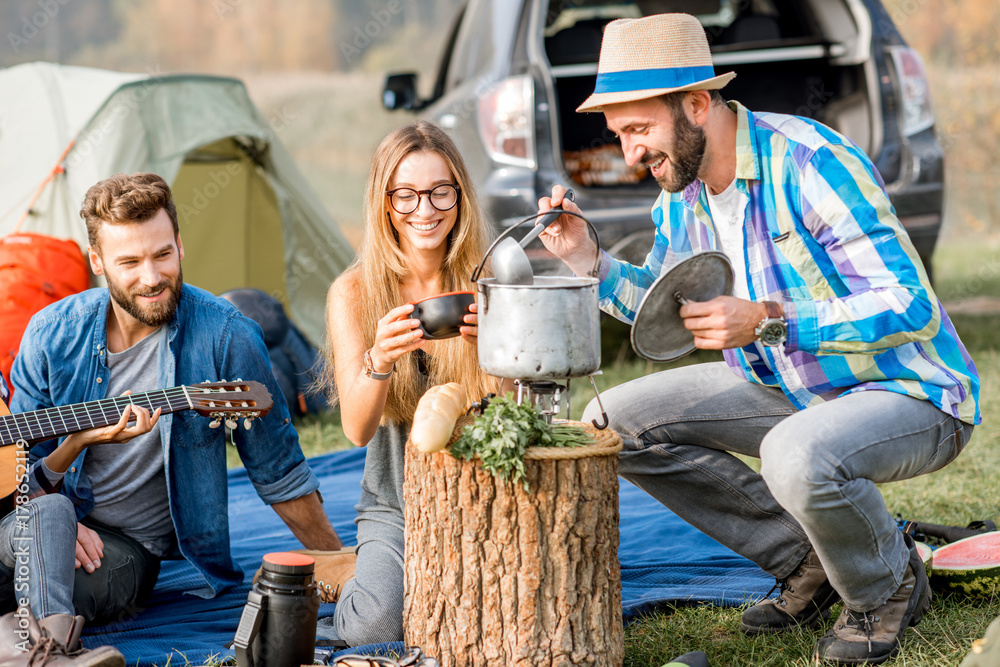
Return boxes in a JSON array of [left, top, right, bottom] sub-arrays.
[[0, 386, 250, 445], [1, 389, 188, 445]]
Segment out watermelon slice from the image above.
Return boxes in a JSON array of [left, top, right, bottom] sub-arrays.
[[930, 532, 1000, 597], [914, 539, 933, 578]]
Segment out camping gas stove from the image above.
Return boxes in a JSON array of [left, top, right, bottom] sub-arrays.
[[512, 374, 608, 428]]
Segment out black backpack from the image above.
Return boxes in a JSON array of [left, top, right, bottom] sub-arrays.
[[221, 289, 331, 417]]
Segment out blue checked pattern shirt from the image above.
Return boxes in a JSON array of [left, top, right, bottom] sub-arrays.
[[598, 102, 980, 424]]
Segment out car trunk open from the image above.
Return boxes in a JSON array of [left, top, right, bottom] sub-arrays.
[[542, 0, 879, 193]]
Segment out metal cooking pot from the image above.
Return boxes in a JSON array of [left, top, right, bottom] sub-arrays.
[[472, 211, 602, 380]]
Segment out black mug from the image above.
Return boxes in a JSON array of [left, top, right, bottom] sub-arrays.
[[234, 552, 321, 667]]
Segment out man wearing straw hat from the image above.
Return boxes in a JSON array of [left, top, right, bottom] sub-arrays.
[[537, 13, 979, 665]]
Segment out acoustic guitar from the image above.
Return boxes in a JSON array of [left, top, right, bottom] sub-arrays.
[[1, 380, 273, 517]]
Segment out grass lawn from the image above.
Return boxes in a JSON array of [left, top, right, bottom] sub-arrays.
[[229, 239, 1000, 666]]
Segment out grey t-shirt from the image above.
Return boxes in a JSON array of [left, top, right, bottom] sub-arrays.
[[83, 327, 175, 557]]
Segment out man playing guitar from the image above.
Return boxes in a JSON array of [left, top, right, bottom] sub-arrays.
[[2, 173, 342, 659], [1, 373, 155, 667]]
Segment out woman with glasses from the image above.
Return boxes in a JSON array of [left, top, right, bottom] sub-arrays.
[[322, 121, 505, 646]]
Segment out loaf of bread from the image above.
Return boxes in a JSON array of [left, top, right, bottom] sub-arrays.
[[410, 382, 468, 453]]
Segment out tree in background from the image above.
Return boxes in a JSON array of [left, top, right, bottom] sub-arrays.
[[884, 0, 1000, 238], [1, 0, 118, 66], [2, 0, 462, 74], [86, 0, 338, 72]]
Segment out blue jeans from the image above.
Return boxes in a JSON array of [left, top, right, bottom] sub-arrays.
[[583, 362, 972, 610], [0, 495, 77, 618], [1, 497, 160, 623]]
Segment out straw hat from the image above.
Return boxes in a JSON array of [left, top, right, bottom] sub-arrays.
[[576, 13, 735, 113]]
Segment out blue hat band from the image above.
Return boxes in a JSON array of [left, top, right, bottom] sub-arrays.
[[593, 65, 717, 94]]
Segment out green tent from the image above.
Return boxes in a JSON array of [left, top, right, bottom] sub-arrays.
[[0, 61, 354, 346]]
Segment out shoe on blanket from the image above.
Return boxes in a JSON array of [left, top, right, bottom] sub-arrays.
[[0, 606, 124, 667], [252, 547, 357, 603], [742, 548, 840, 634]]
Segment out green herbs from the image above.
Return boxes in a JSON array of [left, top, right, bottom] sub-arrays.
[[449, 394, 592, 487]]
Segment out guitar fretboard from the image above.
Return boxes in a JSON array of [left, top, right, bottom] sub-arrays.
[[0, 387, 194, 447]]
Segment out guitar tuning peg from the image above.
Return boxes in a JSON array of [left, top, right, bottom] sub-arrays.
[[225, 417, 237, 430], [209, 417, 222, 429], [243, 417, 253, 430]]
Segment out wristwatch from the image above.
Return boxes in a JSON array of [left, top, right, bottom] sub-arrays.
[[755, 301, 787, 347], [363, 349, 394, 380]]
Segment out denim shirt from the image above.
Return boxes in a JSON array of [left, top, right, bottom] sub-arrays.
[[10, 284, 320, 597]]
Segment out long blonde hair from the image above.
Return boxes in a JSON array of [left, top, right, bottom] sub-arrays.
[[330, 121, 497, 424]]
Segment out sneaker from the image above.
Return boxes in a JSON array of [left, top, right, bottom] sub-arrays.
[[252, 547, 357, 603], [815, 535, 931, 664], [660, 650, 710, 667], [742, 548, 840, 634], [295, 548, 357, 603]]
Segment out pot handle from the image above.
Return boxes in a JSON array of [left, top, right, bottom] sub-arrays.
[[471, 208, 603, 283]]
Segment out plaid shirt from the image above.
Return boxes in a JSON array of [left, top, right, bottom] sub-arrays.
[[598, 102, 980, 424]]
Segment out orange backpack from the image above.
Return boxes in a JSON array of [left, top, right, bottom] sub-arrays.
[[0, 233, 90, 393]]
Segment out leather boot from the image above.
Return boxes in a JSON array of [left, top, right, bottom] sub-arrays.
[[0, 608, 33, 666], [742, 548, 840, 634], [815, 534, 931, 664], [0, 607, 124, 667], [253, 547, 357, 603]]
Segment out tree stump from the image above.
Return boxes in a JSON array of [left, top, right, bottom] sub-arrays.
[[403, 420, 624, 667]]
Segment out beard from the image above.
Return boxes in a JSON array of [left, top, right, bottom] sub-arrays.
[[645, 111, 707, 193], [107, 267, 183, 328]]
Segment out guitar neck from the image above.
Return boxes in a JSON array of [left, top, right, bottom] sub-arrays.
[[0, 387, 197, 448]]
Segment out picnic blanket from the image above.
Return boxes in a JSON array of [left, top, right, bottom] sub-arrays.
[[81, 446, 774, 665]]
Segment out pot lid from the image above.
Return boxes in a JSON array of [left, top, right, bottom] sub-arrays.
[[630, 252, 734, 362]]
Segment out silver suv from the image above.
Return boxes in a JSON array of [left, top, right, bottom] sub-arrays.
[[383, 0, 943, 277]]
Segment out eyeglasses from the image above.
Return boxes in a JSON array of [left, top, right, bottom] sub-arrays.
[[385, 184, 460, 215]]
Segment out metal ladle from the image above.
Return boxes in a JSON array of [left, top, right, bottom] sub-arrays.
[[492, 190, 575, 285]]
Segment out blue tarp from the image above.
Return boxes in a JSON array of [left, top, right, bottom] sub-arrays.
[[81, 446, 773, 665]]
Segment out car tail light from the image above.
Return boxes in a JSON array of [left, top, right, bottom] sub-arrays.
[[478, 75, 536, 169], [888, 46, 935, 136]]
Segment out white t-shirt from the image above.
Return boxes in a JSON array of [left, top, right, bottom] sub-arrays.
[[705, 180, 751, 301]]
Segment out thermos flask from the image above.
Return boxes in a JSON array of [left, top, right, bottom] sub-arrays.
[[234, 552, 320, 667]]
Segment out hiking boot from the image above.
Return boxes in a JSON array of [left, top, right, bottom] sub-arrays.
[[742, 548, 840, 634], [252, 547, 357, 603], [815, 535, 931, 664], [0, 606, 124, 667]]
